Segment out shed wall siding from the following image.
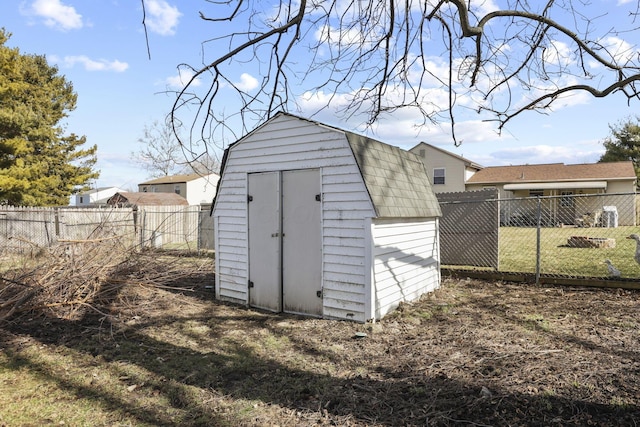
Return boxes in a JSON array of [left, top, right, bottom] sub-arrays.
[[372, 219, 440, 319], [214, 115, 376, 320]]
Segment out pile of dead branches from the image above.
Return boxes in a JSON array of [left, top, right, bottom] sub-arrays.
[[0, 235, 213, 323], [0, 234, 133, 322]]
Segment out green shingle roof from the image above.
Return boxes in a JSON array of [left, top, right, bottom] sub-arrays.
[[345, 132, 441, 218]]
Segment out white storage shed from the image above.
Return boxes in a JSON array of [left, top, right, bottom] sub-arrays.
[[212, 112, 442, 322]]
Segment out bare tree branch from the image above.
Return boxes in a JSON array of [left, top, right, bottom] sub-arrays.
[[153, 0, 640, 157], [140, 0, 151, 60]]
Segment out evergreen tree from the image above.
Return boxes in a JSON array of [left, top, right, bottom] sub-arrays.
[[0, 29, 98, 206], [599, 118, 640, 181]]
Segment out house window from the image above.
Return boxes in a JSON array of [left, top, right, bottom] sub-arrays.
[[529, 189, 544, 197], [174, 185, 181, 195], [419, 149, 426, 158], [561, 191, 574, 207], [433, 168, 445, 185], [79, 196, 84, 204]]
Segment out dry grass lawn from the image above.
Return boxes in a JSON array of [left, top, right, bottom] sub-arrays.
[[1, 252, 639, 426]]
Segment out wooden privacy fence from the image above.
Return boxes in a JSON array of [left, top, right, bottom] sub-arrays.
[[0, 204, 215, 253]]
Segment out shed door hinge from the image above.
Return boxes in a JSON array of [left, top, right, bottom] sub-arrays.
[[247, 195, 253, 202], [248, 280, 254, 288], [315, 193, 322, 202], [316, 290, 322, 298]]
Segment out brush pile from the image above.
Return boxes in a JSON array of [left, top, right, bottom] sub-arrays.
[[0, 234, 133, 321], [0, 234, 213, 322]]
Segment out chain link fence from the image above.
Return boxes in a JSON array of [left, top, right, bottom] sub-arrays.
[[438, 190, 640, 282]]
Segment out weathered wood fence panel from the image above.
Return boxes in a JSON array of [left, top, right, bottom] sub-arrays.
[[0, 206, 57, 252], [437, 189, 500, 269], [0, 205, 210, 253], [58, 208, 136, 244], [137, 205, 200, 248], [198, 204, 215, 251]]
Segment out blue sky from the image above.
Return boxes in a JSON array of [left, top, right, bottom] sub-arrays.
[[2, 0, 640, 192]]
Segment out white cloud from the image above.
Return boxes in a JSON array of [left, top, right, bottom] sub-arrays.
[[512, 73, 592, 114], [299, 90, 352, 112], [542, 40, 575, 69], [165, 69, 201, 89], [297, 88, 507, 148], [53, 55, 128, 72], [315, 24, 373, 48], [598, 36, 637, 66], [370, 117, 502, 148], [144, 0, 181, 36], [488, 144, 603, 165], [27, 0, 83, 31], [470, 0, 500, 18], [234, 73, 259, 92]]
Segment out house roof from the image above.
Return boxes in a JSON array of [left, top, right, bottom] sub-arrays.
[[78, 186, 122, 196], [410, 142, 484, 170], [466, 162, 636, 184], [139, 173, 218, 185], [216, 112, 441, 218], [107, 192, 189, 206]]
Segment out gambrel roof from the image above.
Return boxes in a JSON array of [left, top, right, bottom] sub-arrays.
[[216, 112, 441, 218]]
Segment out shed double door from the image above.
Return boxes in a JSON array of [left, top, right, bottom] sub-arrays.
[[248, 169, 322, 316]]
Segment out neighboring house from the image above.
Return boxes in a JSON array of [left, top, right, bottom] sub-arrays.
[[106, 191, 189, 207], [213, 112, 442, 322], [409, 142, 483, 193], [465, 161, 637, 226], [138, 173, 220, 205], [74, 186, 125, 206]]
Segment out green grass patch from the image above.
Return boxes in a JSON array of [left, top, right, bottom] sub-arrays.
[[522, 313, 552, 332], [498, 226, 640, 277]]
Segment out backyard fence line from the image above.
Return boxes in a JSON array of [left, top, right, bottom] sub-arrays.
[[4, 192, 640, 284], [438, 190, 640, 283], [0, 204, 215, 253]]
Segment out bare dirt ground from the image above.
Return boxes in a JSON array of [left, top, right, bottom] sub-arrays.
[[2, 252, 640, 426]]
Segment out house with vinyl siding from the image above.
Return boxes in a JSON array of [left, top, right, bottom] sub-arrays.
[[74, 186, 126, 206], [212, 112, 442, 322], [409, 142, 483, 193], [466, 162, 637, 226], [138, 173, 220, 205]]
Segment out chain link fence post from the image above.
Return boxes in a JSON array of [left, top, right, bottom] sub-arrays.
[[535, 196, 541, 284]]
